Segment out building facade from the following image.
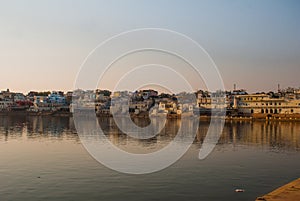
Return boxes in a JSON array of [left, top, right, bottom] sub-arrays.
[[234, 94, 300, 115]]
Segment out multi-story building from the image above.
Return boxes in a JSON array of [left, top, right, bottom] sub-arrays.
[[234, 94, 300, 115]]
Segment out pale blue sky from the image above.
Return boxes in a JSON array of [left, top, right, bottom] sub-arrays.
[[0, 0, 299, 93]]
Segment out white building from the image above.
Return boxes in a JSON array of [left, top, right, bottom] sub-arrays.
[[0, 100, 13, 110]]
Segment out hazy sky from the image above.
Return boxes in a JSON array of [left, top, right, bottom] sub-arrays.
[[0, 0, 299, 93]]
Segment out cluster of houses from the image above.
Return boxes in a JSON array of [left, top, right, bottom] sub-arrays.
[[73, 87, 300, 118], [1, 87, 300, 118], [0, 89, 71, 113], [72, 89, 198, 116]]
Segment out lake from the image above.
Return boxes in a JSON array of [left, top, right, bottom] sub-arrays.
[[0, 116, 299, 201]]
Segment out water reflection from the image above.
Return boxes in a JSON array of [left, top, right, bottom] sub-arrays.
[[214, 121, 300, 152], [0, 116, 77, 141], [0, 116, 299, 152]]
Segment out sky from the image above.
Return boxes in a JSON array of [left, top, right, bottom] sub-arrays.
[[0, 0, 299, 93]]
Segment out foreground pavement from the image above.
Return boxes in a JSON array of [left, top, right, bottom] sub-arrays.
[[256, 178, 300, 201]]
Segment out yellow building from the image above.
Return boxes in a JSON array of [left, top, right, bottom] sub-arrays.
[[235, 94, 300, 115]]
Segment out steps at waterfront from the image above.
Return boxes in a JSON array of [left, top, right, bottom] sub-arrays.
[[256, 178, 300, 201]]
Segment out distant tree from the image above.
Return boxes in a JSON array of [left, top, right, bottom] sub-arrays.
[[36, 91, 51, 96], [97, 90, 111, 97]]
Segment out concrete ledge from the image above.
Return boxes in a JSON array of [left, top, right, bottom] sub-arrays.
[[256, 178, 300, 201]]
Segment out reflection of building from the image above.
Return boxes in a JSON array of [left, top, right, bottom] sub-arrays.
[[0, 116, 77, 141], [196, 121, 300, 151]]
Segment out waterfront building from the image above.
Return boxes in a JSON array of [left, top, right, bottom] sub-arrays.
[[13, 93, 26, 102], [129, 101, 149, 114], [0, 89, 14, 101], [48, 91, 66, 104], [196, 91, 228, 116], [65, 91, 73, 105], [0, 100, 13, 111], [234, 94, 300, 115]]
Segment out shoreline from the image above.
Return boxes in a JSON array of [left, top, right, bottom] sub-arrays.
[[1, 111, 300, 121]]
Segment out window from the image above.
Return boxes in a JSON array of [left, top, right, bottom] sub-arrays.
[[266, 103, 268, 106], [279, 103, 281, 105], [251, 109, 254, 114], [291, 109, 294, 113], [274, 103, 277, 106], [270, 109, 273, 113], [261, 109, 264, 113], [266, 109, 268, 113], [270, 103, 272, 106]]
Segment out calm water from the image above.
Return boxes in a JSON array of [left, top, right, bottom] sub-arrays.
[[0, 116, 299, 201]]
